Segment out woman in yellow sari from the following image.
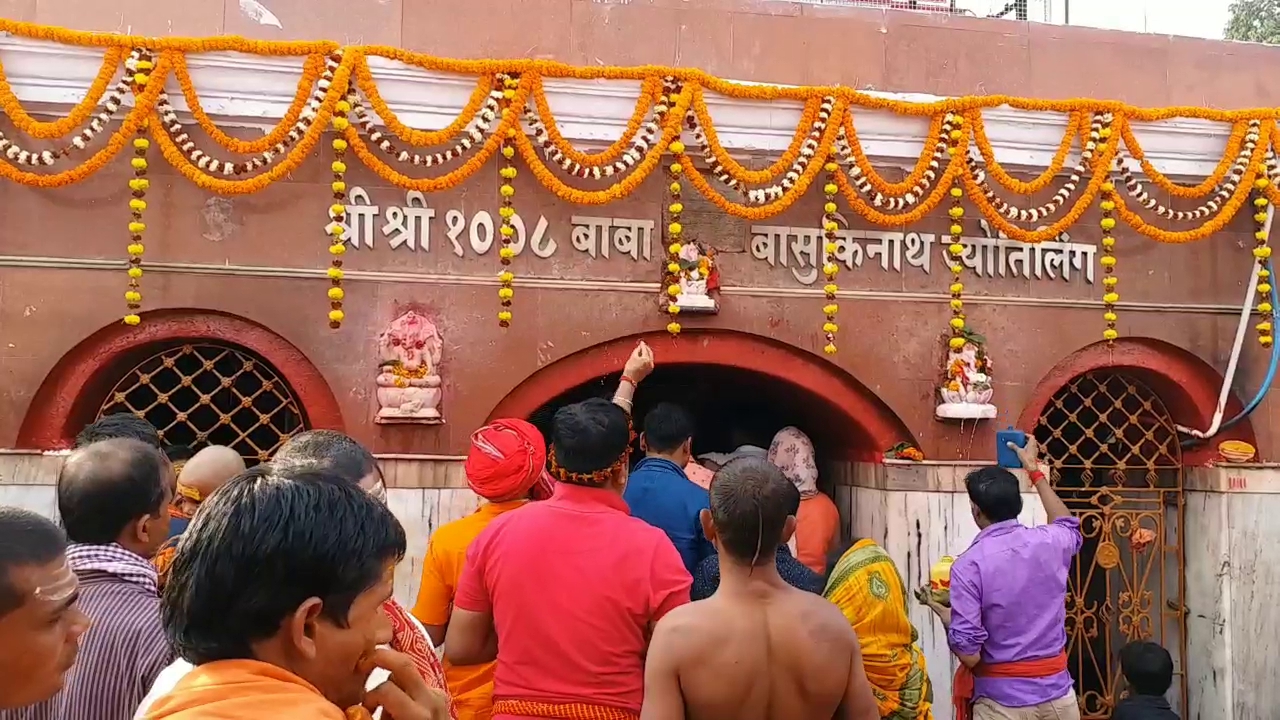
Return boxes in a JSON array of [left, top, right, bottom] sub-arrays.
[[824, 539, 934, 720]]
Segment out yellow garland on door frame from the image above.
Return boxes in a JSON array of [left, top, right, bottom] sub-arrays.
[[665, 81, 686, 338], [3, 18, 1280, 246]]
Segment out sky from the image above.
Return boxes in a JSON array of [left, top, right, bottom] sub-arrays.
[[956, 0, 1232, 39]]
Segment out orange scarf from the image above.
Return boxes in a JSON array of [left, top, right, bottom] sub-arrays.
[[383, 599, 457, 720], [952, 651, 1068, 720], [141, 659, 349, 719]]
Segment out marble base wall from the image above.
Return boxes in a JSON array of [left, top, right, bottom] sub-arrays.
[[0, 450, 481, 608], [1183, 480, 1280, 719]]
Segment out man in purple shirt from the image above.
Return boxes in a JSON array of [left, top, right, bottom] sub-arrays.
[[924, 437, 1082, 720]]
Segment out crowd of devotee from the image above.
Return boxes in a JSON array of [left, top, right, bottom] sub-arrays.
[[0, 341, 1181, 720]]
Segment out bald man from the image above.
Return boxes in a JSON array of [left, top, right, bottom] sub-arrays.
[[153, 447, 245, 586]]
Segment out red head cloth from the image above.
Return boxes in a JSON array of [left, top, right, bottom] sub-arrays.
[[466, 419, 553, 503]]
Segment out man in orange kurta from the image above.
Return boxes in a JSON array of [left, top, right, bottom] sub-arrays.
[[412, 419, 553, 720], [141, 464, 448, 720]]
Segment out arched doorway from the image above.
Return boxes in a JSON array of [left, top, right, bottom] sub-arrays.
[[17, 309, 344, 458], [1033, 370, 1187, 720], [489, 329, 916, 465]]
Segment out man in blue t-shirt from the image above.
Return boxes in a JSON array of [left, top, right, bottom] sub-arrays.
[[623, 402, 715, 574]]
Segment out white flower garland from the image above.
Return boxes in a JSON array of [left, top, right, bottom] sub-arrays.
[[1114, 119, 1258, 222], [964, 112, 1108, 224], [351, 74, 502, 166], [690, 96, 834, 206], [153, 51, 340, 176], [833, 119, 947, 210]]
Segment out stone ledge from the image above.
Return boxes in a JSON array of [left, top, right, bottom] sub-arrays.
[[834, 461, 1047, 492]]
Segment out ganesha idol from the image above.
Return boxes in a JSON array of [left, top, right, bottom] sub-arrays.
[[936, 330, 997, 421], [672, 241, 720, 313], [374, 311, 444, 425]]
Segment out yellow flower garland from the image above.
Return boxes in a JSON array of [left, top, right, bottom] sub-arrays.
[[327, 96, 351, 330], [1254, 172, 1274, 348], [820, 164, 839, 355], [944, 114, 966, 350], [497, 73, 519, 329], [123, 51, 152, 327]]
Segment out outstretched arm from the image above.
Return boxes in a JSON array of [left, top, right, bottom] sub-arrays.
[[837, 629, 880, 720], [640, 616, 688, 720], [613, 341, 654, 415]]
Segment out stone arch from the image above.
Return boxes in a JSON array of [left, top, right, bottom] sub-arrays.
[[488, 329, 915, 461], [1016, 337, 1258, 464], [16, 309, 344, 449]]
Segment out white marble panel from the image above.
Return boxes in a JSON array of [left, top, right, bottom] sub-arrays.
[[1184, 491, 1232, 720], [0, 485, 57, 518]]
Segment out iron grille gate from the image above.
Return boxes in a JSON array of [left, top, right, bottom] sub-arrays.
[[98, 343, 306, 464], [1034, 372, 1187, 720]]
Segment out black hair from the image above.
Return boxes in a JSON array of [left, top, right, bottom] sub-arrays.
[[58, 438, 168, 545], [0, 508, 68, 616], [164, 445, 197, 463], [642, 402, 696, 455], [551, 399, 631, 476], [1119, 640, 1174, 697], [163, 465, 406, 665], [273, 430, 377, 486], [963, 466, 1023, 524], [780, 477, 801, 516], [75, 413, 162, 450], [709, 457, 794, 566]]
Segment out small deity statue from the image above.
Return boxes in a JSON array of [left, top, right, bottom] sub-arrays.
[[374, 311, 444, 424], [935, 328, 996, 420], [672, 241, 720, 313]]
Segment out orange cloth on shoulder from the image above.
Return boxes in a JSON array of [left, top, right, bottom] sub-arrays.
[[141, 659, 349, 720]]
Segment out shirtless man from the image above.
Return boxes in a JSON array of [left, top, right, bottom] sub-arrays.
[[641, 457, 880, 720]]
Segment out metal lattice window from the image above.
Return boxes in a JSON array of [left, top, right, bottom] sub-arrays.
[[98, 343, 306, 463]]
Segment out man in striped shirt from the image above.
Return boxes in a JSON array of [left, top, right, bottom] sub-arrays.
[[0, 507, 89, 710], [1, 438, 176, 720]]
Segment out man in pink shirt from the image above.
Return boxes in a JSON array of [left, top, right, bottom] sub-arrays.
[[446, 346, 691, 720]]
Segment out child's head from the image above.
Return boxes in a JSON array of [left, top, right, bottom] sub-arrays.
[[1119, 641, 1173, 697]]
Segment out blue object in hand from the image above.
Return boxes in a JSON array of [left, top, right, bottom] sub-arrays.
[[996, 427, 1027, 469]]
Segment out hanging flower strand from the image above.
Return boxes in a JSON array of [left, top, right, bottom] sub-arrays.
[[664, 78, 684, 337], [498, 72, 519, 328], [820, 161, 840, 354], [1100, 156, 1120, 344], [327, 73, 351, 330], [944, 113, 966, 349], [123, 49, 152, 327], [1254, 159, 1273, 348]]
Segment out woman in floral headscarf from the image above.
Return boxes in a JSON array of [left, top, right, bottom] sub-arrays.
[[768, 426, 840, 574]]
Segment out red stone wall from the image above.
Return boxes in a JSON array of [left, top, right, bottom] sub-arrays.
[[0, 3, 1277, 461]]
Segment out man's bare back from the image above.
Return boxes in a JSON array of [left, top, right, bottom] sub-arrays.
[[641, 577, 880, 720]]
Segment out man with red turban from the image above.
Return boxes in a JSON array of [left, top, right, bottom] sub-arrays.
[[412, 417, 551, 720]]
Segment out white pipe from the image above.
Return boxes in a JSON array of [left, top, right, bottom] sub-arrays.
[[1177, 204, 1274, 438]]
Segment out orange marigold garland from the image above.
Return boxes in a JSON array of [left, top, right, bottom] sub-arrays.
[[1254, 166, 1274, 348], [123, 51, 153, 327], [820, 162, 840, 355], [945, 113, 967, 350], [497, 72, 519, 329], [664, 79, 684, 337], [326, 96, 351, 330]]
